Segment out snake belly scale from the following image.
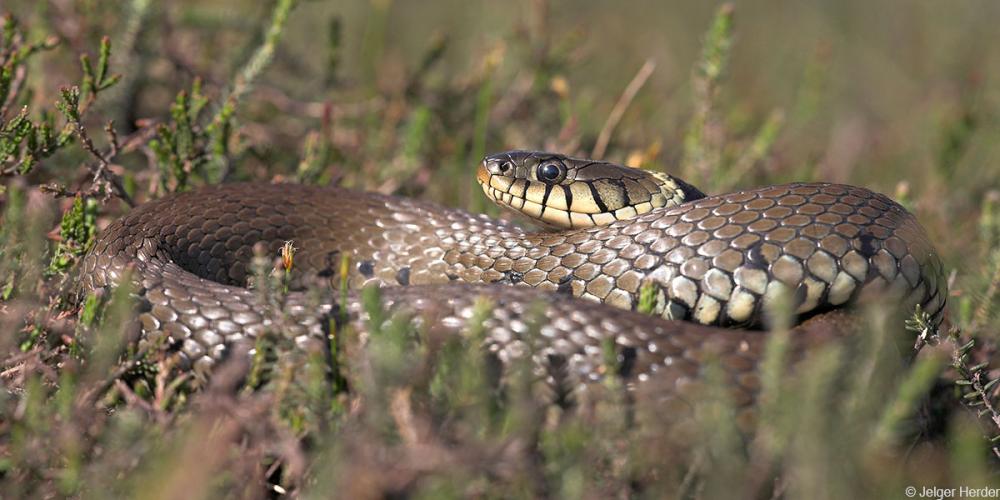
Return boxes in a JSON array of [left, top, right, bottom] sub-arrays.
[[79, 151, 947, 414]]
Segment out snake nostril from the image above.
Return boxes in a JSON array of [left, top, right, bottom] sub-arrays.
[[498, 161, 512, 173]]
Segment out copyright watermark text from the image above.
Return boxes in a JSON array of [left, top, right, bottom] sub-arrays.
[[905, 486, 1000, 498]]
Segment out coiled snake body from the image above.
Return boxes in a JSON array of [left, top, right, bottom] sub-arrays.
[[80, 151, 947, 426]]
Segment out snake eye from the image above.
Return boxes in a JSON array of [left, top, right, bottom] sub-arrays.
[[536, 162, 565, 183]]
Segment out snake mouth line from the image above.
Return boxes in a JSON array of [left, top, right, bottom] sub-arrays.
[[480, 175, 617, 228], [482, 182, 524, 212]]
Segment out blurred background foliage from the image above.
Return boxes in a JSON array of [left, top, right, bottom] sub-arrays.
[[2, 0, 1000, 497]]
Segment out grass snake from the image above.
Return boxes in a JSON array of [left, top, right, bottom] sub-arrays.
[[79, 151, 947, 428]]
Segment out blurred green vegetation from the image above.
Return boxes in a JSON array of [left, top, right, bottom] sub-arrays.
[[2, 0, 1000, 497]]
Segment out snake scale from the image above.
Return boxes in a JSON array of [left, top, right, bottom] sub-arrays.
[[79, 151, 947, 429]]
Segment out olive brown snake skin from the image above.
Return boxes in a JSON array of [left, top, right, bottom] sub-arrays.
[[79, 151, 947, 427]]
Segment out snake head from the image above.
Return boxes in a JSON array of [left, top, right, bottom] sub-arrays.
[[478, 150, 705, 229]]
